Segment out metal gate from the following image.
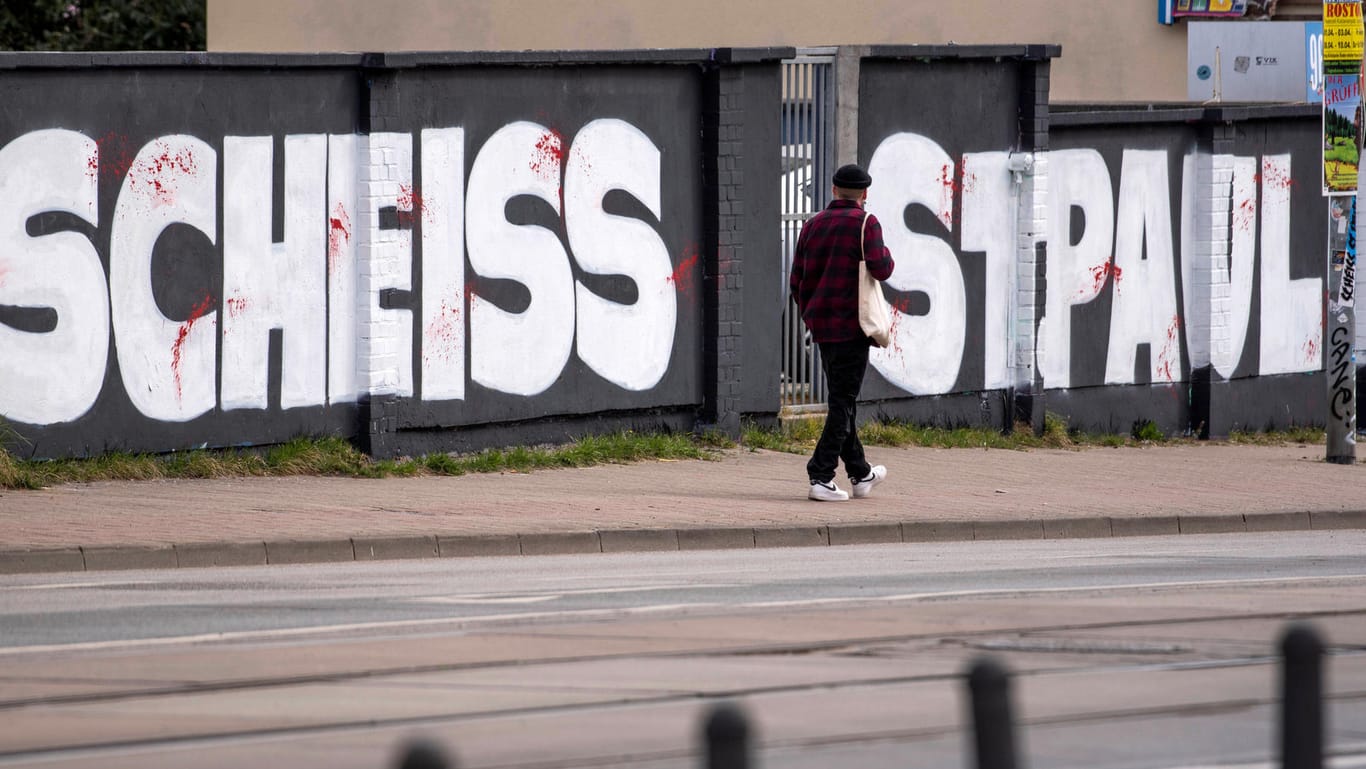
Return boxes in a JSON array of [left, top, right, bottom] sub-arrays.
[[780, 49, 836, 412]]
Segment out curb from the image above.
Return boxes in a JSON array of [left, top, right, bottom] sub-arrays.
[[3, 510, 1365, 575]]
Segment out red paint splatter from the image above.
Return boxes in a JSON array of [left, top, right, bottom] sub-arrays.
[[884, 294, 914, 358], [397, 183, 426, 228], [1260, 162, 1296, 191], [87, 132, 136, 186], [327, 203, 352, 276], [423, 299, 463, 364], [130, 144, 199, 208], [1235, 196, 1257, 233], [226, 294, 249, 319], [1084, 260, 1123, 297], [171, 293, 215, 399], [938, 161, 958, 223], [531, 130, 564, 180], [1304, 335, 1321, 363], [667, 244, 700, 297], [1156, 315, 1181, 382]]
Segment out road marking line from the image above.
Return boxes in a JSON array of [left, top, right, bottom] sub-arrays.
[[9, 581, 159, 591], [411, 582, 736, 604], [0, 602, 723, 657]]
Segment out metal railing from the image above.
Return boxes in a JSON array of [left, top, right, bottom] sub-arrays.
[[392, 621, 1332, 769], [780, 49, 836, 413]]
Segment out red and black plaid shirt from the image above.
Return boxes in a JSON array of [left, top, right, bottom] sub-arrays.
[[789, 199, 895, 343]]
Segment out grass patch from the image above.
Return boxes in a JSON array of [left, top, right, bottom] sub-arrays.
[[0, 430, 721, 490], [744, 413, 1326, 454]]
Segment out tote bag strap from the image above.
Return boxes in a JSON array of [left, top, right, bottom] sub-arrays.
[[860, 212, 869, 261]]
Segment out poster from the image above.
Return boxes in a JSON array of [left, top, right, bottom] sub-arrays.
[[1324, 0, 1364, 195], [1325, 0, 1365, 74], [1323, 74, 1361, 194]]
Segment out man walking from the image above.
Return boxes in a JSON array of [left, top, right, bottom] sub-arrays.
[[788, 163, 895, 501]]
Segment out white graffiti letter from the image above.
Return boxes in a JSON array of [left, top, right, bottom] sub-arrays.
[[1106, 149, 1181, 384], [327, 134, 361, 404], [420, 127, 467, 402], [1040, 149, 1114, 389], [466, 122, 575, 397], [110, 135, 218, 422], [0, 130, 106, 425], [961, 152, 1015, 390], [221, 135, 328, 410], [1259, 154, 1321, 374], [566, 119, 674, 391], [866, 132, 966, 394]]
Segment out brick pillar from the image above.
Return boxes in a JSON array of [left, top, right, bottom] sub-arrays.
[[700, 58, 750, 438], [1188, 119, 1238, 439], [1014, 59, 1051, 435], [356, 61, 413, 456]]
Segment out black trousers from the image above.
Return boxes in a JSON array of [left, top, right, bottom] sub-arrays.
[[807, 338, 873, 484]]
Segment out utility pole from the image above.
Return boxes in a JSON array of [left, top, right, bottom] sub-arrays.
[[1323, 0, 1362, 464]]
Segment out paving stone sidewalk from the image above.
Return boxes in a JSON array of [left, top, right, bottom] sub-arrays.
[[1, 443, 1364, 574]]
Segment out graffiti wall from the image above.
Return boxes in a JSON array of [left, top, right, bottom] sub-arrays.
[[0, 54, 734, 459], [0, 49, 1341, 460], [855, 55, 1328, 435], [1049, 109, 1326, 435]]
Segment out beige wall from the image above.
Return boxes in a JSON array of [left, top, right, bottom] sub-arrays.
[[207, 0, 1190, 102]]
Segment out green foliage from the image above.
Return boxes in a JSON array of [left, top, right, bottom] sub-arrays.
[[1131, 420, 1165, 442], [0, 0, 205, 52], [1325, 137, 1360, 166]]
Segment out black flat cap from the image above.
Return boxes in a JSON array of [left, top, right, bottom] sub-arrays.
[[832, 163, 872, 189]]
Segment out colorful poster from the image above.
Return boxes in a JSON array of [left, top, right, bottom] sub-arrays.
[[1324, 0, 1364, 75], [1323, 74, 1362, 194]]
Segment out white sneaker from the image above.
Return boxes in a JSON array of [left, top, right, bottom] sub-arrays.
[[851, 465, 887, 499], [808, 480, 849, 501]]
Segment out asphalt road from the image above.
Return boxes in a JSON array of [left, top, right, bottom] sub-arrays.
[[1, 532, 1364, 769]]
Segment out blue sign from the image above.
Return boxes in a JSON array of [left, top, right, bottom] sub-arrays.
[[1308, 21, 1325, 103]]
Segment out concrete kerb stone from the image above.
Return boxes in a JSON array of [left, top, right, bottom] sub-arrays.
[[1310, 509, 1366, 529], [973, 520, 1046, 541], [1043, 517, 1113, 539], [901, 521, 975, 542], [677, 527, 756, 550], [828, 523, 903, 546], [438, 534, 521, 558], [175, 541, 268, 568], [1179, 515, 1248, 535], [0, 547, 86, 574], [519, 531, 602, 556], [1112, 516, 1182, 537], [1245, 512, 1311, 532], [600, 529, 680, 553], [353, 535, 439, 561], [265, 538, 356, 565], [81, 545, 178, 571], [754, 526, 829, 549]]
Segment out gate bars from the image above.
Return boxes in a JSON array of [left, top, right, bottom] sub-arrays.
[[780, 49, 836, 413]]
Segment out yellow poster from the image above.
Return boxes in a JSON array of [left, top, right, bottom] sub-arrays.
[[1325, 0, 1364, 73]]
